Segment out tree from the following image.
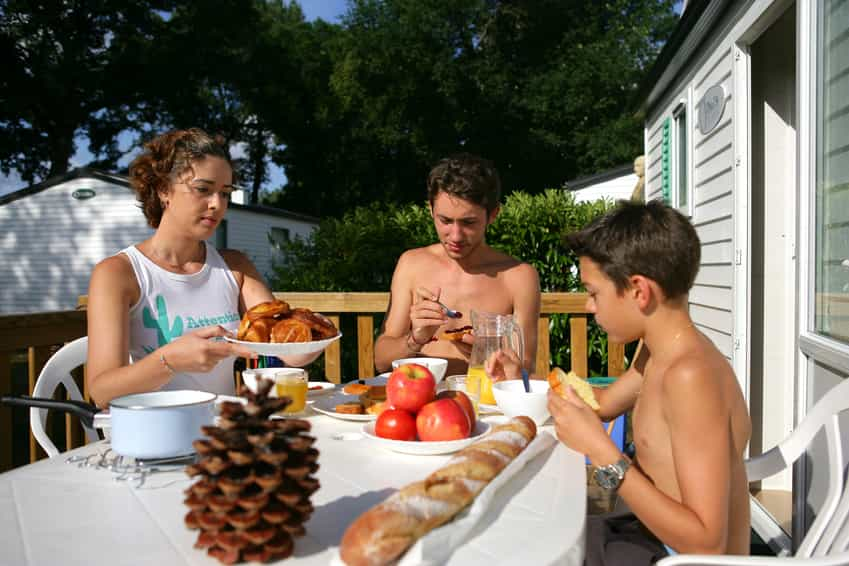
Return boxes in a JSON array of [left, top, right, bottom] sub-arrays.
[[0, 0, 175, 183], [270, 0, 677, 216]]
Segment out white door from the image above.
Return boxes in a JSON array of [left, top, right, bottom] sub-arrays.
[[796, 0, 849, 549]]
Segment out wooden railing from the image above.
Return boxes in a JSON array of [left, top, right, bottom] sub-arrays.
[[0, 292, 625, 471]]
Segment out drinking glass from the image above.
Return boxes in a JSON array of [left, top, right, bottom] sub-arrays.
[[274, 369, 308, 414], [445, 374, 480, 417]]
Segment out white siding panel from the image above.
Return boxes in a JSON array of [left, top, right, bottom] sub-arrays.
[[224, 208, 316, 285], [694, 45, 733, 92], [693, 194, 733, 225], [701, 240, 733, 264], [695, 264, 734, 288], [698, 325, 733, 359], [695, 216, 733, 245], [695, 154, 734, 189], [694, 119, 733, 161], [690, 284, 733, 308], [0, 176, 318, 314], [690, 303, 732, 335], [0, 178, 152, 314], [695, 165, 734, 205]]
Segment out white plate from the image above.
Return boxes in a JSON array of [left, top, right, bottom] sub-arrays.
[[307, 382, 335, 396], [224, 333, 342, 356], [362, 420, 491, 455], [478, 403, 501, 414], [311, 394, 377, 422]]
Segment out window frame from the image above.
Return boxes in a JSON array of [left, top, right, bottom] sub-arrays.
[[671, 89, 694, 216]]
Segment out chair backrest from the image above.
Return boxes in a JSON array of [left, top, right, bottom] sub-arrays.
[[31, 337, 98, 457], [745, 377, 849, 558]]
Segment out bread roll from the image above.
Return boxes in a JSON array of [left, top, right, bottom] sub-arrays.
[[547, 367, 600, 410], [339, 416, 537, 566]]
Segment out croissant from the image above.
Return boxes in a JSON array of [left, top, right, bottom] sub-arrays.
[[240, 317, 275, 343], [270, 319, 312, 343], [339, 417, 537, 566], [236, 300, 338, 343], [247, 299, 290, 321]]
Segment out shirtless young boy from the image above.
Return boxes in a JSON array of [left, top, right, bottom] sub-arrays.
[[374, 153, 540, 376], [489, 200, 751, 563]]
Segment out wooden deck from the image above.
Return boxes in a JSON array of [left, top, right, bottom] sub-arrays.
[[0, 292, 628, 471]]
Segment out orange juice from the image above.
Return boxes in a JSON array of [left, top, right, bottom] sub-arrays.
[[467, 365, 495, 405], [275, 371, 307, 413]]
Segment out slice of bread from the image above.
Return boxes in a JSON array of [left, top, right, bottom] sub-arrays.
[[547, 367, 601, 410]]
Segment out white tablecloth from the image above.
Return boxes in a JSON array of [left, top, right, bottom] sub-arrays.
[[0, 412, 586, 566]]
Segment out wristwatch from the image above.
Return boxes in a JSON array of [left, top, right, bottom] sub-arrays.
[[593, 458, 630, 491]]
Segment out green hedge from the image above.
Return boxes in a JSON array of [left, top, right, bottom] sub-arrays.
[[270, 190, 622, 378]]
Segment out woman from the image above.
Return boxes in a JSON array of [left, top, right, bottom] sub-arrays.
[[86, 128, 318, 407]]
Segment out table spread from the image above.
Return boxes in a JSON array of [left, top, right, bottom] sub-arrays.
[[0, 408, 586, 566]]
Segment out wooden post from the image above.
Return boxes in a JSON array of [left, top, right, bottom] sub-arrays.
[[357, 315, 375, 379], [324, 315, 342, 383], [28, 346, 50, 463], [0, 352, 12, 472], [607, 342, 626, 377], [536, 316, 550, 377], [569, 315, 588, 378]]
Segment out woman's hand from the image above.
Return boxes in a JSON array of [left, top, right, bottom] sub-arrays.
[[161, 326, 255, 373], [548, 387, 619, 462], [484, 348, 522, 383]]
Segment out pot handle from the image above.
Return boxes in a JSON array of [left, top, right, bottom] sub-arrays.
[[0, 395, 100, 429]]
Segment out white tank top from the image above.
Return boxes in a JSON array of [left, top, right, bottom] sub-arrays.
[[121, 242, 241, 395]]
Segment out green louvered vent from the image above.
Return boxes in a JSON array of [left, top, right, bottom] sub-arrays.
[[661, 118, 671, 203]]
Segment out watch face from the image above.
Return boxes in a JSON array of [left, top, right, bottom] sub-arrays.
[[594, 464, 623, 490], [594, 466, 618, 490]]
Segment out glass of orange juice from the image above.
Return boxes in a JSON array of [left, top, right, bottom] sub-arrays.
[[467, 365, 495, 406], [274, 368, 308, 414]]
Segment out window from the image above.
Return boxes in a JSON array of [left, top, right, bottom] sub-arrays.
[[270, 227, 291, 265], [672, 96, 693, 215], [813, 1, 849, 342]]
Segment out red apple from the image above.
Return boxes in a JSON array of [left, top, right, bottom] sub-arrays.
[[387, 363, 436, 413], [436, 390, 476, 428], [416, 398, 471, 441], [375, 408, 417, 441]]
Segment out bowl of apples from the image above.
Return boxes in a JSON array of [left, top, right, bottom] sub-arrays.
[[362, 363, 488, 455]]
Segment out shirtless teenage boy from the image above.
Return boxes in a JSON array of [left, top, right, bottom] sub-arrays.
[[489, 200, 751, 563], [374, 153, 540, 376]]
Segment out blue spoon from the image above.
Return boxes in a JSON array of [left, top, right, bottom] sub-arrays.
[[521, 368, 530, 393]]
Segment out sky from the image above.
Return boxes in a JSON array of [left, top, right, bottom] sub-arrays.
[[0, 0, 350, 198]]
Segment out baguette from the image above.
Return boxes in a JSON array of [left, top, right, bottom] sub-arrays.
[[339, 416, 537, 566], [547, 367, 600, 410]]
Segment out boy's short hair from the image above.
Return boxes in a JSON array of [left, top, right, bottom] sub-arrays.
[[427, 153, 501, 215], [564, 199, 701, 299]]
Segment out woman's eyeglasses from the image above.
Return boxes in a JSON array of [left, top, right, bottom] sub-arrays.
[[180, 182, 233, 202]]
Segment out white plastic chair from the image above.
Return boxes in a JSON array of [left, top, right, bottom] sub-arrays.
[[31, 337, 98, 457], [658, 377, 849, 565]]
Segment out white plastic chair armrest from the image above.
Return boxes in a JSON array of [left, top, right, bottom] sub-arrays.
[[746, 447, 789, 482], [658, 551, 849, 565]]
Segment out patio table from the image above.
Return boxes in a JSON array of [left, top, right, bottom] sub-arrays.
[[0, 411, 586, 566]]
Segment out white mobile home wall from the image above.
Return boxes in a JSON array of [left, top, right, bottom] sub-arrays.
[[644, 0, 801, 495], [0, 175, 154, 314], [0, 171, 318, 315]]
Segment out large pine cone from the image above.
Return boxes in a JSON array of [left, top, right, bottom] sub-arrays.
[[184, 379, 320, 564]]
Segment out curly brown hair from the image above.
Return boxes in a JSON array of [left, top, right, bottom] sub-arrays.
[[129, 128, 232, 228], [427, 153, 501, 215]]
